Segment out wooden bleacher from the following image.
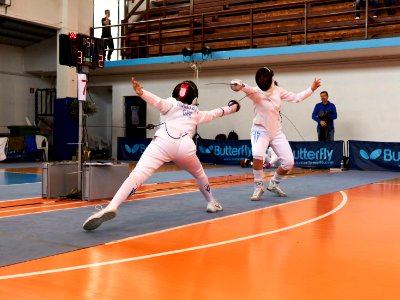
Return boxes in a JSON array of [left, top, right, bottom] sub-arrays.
[[119, 0, 400, 58]]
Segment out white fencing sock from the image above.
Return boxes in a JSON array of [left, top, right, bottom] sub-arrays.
[[272, 172, 284, 184], [253, 169, 263, 182], [196, 174, 214, 203]]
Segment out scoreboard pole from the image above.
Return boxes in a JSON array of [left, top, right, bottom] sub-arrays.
[[77, 71, 88, 198], [58, 32, 104, 199]]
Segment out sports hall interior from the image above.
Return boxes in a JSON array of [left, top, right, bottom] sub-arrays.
[[1, 0, 400, 299]]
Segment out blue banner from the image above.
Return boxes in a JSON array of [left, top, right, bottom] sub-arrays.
[[348, 140, 400, 171], [196, 140, 343, 168], [196, 138, 252, 165], [117, 137, 151, 161], [117, 137, 344, 168], [289, 141, 343, 168]]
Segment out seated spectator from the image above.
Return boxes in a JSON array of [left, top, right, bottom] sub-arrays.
[[384, 0, 397, 15], [227, 130, 239, 140], [215, 133, 227, 140], [355, 0, 379, 19]]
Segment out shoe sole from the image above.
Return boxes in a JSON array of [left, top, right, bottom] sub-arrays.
[[206, 204, 223, 213], [206, 207, 223, 213], [267, 188, 287, 197], [250, 190, 264, 201], [83, 211, 116, 231]]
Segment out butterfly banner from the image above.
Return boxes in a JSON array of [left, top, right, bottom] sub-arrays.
[[196, 138, 252, 165], [117, 137, 152, 161], [348, 140, 400, 171], [289, 141, 343, 169]]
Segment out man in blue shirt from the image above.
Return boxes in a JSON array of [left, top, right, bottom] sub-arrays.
[[312, 91, 337, 141]]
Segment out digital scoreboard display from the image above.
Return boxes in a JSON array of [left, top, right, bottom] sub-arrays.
[[59, 32, 104, 69]]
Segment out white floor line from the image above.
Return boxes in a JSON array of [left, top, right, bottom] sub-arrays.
[[0, 191, 348, 280]]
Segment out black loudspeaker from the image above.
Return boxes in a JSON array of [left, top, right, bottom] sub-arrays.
[[125, 96, 147, 138]]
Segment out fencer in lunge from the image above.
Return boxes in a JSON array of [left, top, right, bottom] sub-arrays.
[[231, 67, 321, 200], [83, 77, 241, 231]]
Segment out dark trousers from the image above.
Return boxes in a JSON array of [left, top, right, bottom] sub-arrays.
[[384, 0, 397, 15], [355, 0, 379, 18], [318, 127, 334, 141], [103, 37, 114, 60]]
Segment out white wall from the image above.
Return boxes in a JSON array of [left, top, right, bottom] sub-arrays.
[[277, 61, 400, 142], [0, 0, 97, 134], [1, 0, 399, 158], [89, 57, 400, 157], [1, 0, 62, 29], [24, 37, 58, 74], [0, 0, 93, 34], [198, 61, 400, 143], [0, 44, 53, 133]]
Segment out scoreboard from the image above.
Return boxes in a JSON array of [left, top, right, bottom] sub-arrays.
[[59, 32, 104, 69]]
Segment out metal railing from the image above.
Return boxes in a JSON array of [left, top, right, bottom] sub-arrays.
[[92, 0, 400, 60]]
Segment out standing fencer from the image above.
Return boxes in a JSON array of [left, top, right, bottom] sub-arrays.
[[231, 67, 321, 200], [83, 77, 240, 231]]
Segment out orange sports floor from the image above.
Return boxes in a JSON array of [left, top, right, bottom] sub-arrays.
[[0, 165, 399, 300]]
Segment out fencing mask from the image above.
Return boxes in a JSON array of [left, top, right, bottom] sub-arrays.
[[172, 80, 198, 105], [255, 67, 274, 91]]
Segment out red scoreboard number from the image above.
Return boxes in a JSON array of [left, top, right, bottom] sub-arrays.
[[59, 32, 104, 69]]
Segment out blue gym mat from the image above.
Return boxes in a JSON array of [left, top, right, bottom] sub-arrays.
[[0, 169, 398, 267]]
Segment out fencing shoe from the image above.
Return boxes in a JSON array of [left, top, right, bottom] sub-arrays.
[[206, 200, 223, 213], [250, 181, 265, 201], [83, 207, 117, 231], [267, 181, 287, 197]]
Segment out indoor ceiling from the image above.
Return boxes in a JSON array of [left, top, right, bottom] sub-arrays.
[[0, 16, 57, 48]]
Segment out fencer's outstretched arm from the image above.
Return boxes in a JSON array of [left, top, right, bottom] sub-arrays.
[[230, 79, 262, 101], [230, 79, 245, 92], [280, 77, 322, 103], [311, 78, 321, 92], [230, 78, 322, 103], [197, 100, 240, 125], [132, 77, 240, 124], [131, 77, 173, 113]]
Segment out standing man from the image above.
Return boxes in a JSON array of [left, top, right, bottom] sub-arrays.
[[312, 91, 337, 141], [231, 67, 321, 201], [101, 9, 114, 61]]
